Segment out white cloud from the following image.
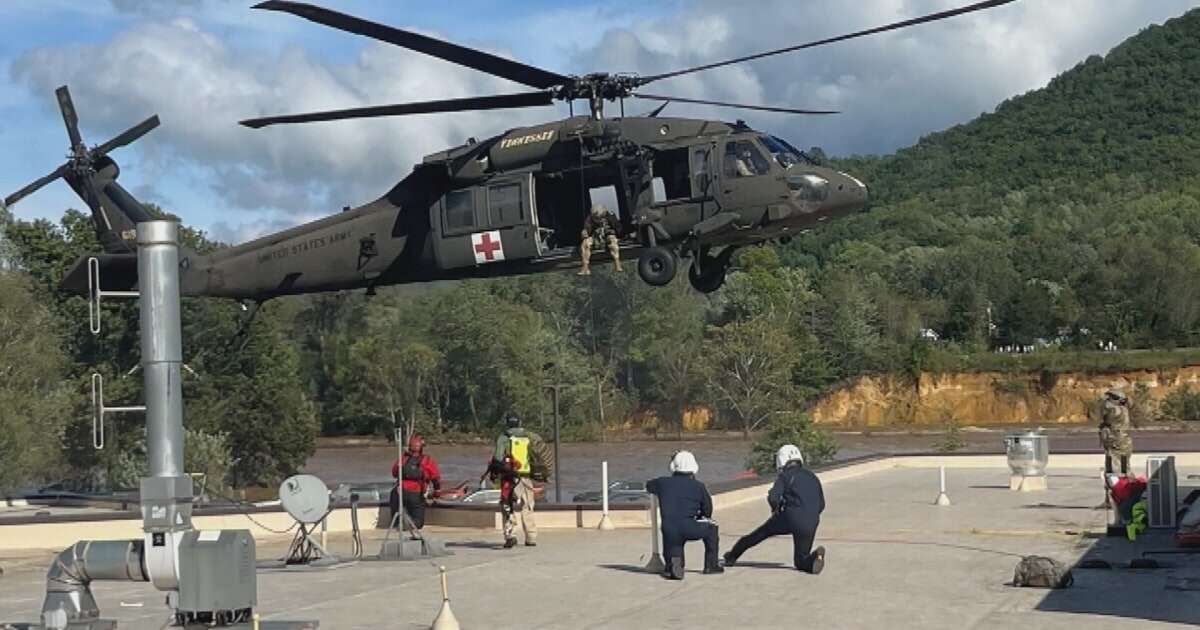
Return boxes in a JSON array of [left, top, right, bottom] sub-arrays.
[[575, 0, 1200, 154], [11, 16, 555, 222]]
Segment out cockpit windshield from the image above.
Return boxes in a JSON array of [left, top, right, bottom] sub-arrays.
[[759, 135, 813, 168]]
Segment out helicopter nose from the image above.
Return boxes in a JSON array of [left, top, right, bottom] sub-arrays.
[[830, 171, 868, 212]]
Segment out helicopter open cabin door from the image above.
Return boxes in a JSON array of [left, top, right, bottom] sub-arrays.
[[431, 173, 542, 271]]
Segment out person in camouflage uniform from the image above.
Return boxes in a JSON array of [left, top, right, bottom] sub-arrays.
[[482, 413, 554, 548], [1099, 388, 1133, 476], [578, 203, 622, 275]]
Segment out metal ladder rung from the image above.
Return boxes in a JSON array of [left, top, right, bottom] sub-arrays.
[[91, 372, 146, 450], [87, 256, 139, 335]]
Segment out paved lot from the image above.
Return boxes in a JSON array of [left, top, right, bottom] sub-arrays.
[[3, 464, 1199, 629]]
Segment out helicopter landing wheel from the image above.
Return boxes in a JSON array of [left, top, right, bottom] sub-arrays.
[[638, 246, 677, 286], [688, 261, 726, 293]]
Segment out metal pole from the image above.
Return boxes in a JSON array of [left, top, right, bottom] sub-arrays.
[[135, 220, 194, 595], [644, 494, 664, 572], [138, 220, 184, 478], [552, 385, 562, 504], [601, 461, 609, 515]]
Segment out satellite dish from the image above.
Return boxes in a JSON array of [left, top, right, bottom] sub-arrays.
[[279, 474, 330, 524]]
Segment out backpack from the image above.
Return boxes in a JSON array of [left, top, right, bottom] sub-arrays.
[[1012, 555, 1073, 589], [401, 454, 424, 481]]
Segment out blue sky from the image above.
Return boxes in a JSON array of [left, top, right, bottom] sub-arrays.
[[3, 0, 1198, 243]]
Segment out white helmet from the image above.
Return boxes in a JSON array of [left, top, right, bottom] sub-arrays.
[[775, 444, 804, 470], [669, 450, 699, 475], [591, 203, 608, 217]]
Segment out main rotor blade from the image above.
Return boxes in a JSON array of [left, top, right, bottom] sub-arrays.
[[239, 91, 555, 128], [93, 115, 160, 157], [56, 85, 84, 149], [638, 0, 1018, 85], [4, 164, 68, 208], [253, 1, 570, 89], [632, 93, 838, 115]]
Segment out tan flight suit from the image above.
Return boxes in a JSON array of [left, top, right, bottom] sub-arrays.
[[503, 477, 538, 544], [1099, 393, 1133, 475], [579, 207, 622, 275]]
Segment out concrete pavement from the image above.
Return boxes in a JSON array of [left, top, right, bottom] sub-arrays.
[[3, 464, 1199, 629]]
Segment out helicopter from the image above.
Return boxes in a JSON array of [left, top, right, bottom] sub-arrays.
[[3, 0, 1016, 301]]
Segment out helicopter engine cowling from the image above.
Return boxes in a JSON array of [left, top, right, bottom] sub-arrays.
[[486, 118, 593, 172]]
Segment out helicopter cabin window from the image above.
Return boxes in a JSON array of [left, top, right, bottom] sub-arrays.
[[723, 140, 770, 178], [651, 147, 691, 201], [487, 183, 524, 227], [443, 189, 476, 232]]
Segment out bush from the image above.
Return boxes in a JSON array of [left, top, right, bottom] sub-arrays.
[[932, 411, 967, 452], [1161, 386, 1200, 423], [106, 428, 235, 496], [747, 412, 838, 475]]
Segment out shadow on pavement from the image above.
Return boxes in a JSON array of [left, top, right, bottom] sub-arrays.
[[446, 541, 507, 551], [597, 563, 654, 575], [1036, 531, 1200, 625]]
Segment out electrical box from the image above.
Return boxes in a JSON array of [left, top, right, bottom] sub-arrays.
[[1147, 456, 1178, 529], [177, 529, 257, 618]]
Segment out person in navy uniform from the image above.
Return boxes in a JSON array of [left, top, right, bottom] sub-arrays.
[[646, 450, 723, 579], [723, 444, 826, 574]]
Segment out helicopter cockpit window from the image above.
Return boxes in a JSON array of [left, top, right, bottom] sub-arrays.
[[760, 135, 809, 168], [723, 140, 770, 178], [444, 189, 476, 232]]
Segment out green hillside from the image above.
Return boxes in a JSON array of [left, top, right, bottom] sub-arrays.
[[793, 8, 1200, 349]]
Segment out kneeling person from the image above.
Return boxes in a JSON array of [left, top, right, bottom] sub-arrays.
[[647, 450, 722, 579], [724, 444, 826, 574]]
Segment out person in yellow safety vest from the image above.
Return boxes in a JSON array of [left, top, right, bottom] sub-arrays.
[[481, 413, 553, 548]]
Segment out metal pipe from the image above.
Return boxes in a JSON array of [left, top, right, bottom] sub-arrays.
[[137, 220, 184, 478], [41, 540, 147, 630]]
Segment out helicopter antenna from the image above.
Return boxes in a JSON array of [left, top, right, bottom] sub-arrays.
[[240, 0, 1017, 126]]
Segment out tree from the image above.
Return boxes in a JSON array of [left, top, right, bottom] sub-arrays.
[[0, 271, 71, 494], [705, 316, 799, 438], [347, 335, 443, 439], [629, 279, 707, 438], [746, 412, 838, 475]]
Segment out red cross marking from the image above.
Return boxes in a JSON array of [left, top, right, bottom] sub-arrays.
[[474, 232, 501, 261]]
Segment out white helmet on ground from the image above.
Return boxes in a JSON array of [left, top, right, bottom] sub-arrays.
[[669, 450, 699, 475], [776, 444, 805, 470]]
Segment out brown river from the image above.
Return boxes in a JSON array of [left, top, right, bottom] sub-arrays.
[[300, 428, 1198, 501]]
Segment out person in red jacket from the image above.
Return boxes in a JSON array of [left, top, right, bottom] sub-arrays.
[[390, 434, 441, 532]]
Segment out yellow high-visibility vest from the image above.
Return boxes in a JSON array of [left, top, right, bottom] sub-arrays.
[[509, 436, 531, 475]]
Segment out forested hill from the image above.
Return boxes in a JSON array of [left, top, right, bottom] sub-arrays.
[[839, 7, 1200, 201], [789, 7, 1200, 350]]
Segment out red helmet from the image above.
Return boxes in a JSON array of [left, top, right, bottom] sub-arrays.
[[408, 434, 425, 452]]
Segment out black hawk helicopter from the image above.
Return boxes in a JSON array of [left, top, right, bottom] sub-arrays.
[[3, 0, 1016, 300]]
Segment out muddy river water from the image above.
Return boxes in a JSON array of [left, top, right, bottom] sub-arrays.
[[300, 428, 1194, 500]]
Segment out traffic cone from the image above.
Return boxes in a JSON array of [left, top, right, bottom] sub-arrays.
[[430, 566, 461, 630]]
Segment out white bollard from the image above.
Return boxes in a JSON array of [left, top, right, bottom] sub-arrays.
[[934, 465, 951, 506], [598, 461, 615, 530], [644, 494, 665, 572], [320, 515, 328, 550], [430, 566, 461, 630]]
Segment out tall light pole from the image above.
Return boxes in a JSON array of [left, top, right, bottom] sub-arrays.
[[546, 383, 563, 503]]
